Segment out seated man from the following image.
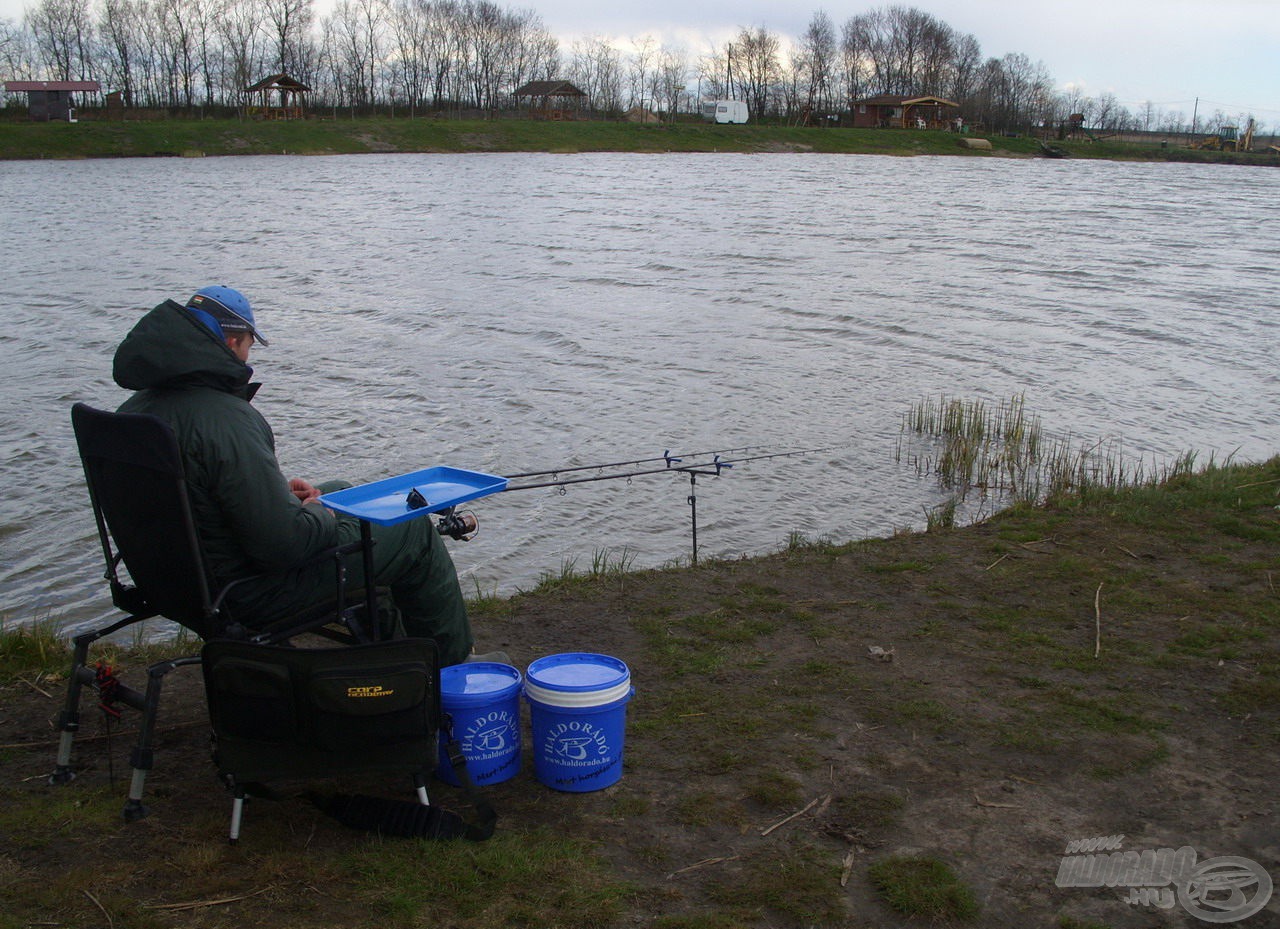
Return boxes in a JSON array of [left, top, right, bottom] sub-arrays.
[[112, 286, 474, 665]]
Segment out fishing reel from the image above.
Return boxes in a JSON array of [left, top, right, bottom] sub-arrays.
[[435, 506, 479, 541]]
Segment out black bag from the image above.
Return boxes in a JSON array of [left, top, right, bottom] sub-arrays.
[[202, 638, 494, 841]]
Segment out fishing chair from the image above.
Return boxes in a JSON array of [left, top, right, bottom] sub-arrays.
[[53, 402, 391, 821], [202, 637, 494, 844]]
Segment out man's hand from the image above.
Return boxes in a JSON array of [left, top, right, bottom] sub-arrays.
[[290, 478, 322, 505]]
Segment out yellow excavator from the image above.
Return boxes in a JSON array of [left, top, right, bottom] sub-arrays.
[[1193, 118, 1255, 152]]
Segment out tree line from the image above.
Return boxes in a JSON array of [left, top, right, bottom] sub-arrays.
[[0, 0, 1255, 135]]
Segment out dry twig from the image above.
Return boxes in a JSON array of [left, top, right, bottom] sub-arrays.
[[760, 794, 828, 837], [984, 553, 1010, 571], [666, 856, 741, 880], [82, 890, 113, 929], [973, 791, 1019, 809], [1235, 477, 1280, 489], [1094, 583, 1103, 659], [840, 849, 857, 886], [144, 885, 276, 911], [17, 676, 53, 698]]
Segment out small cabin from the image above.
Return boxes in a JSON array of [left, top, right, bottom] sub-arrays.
[[701, 100, 749, 125], [4, 80, 100, 121], [851, 94, 959, 130]]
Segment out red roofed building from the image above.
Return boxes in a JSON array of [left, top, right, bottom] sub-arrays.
[[5, 80, 101, 121], [851, 94, 960, 130]]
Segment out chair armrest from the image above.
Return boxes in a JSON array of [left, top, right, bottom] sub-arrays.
[[210, 540, 374, 615]]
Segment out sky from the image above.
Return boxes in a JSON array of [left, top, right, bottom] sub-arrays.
[[530, 0, 1280, 127], [5, 0, 1277, 126]]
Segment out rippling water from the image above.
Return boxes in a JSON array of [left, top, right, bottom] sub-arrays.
[[2, 152, 1277, 636]]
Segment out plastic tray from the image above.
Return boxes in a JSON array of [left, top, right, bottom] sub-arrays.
[[319, 467, 508, 526]]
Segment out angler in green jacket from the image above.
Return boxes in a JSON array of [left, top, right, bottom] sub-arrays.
[[112, 286, 474, 665]]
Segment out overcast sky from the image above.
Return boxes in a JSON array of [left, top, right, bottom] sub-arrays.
[[6, 0, 1278, 125], [540, 0, 1279, 127]]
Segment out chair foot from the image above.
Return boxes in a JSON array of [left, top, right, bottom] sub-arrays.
[[49, 765, 77, 786], [122, 798, 151, 822]]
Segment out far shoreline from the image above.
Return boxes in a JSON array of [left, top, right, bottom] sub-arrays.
[[2, 116, 1277, 167]]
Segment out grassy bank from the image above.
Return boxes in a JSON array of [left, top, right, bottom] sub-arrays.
[[2, 115, 1278, 165], [1, 454, 1277, 927]]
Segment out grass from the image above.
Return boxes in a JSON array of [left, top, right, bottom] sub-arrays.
[[868, 854, 979, 921], [0, 616, 66, 681], [4, 114, 1278, 164], [529, 547, 639, 595], [1, 452, 1277, 926], [341, 830, 636, 927]]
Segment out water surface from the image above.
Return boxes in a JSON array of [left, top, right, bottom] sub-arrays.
[[2, 152, 1276, 635]]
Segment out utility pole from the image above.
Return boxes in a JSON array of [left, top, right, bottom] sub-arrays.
[[1191, 96, 1199, 137]]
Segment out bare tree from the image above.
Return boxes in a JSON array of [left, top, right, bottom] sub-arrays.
[[324, 0, 379, 106], [27, 0, 95, 81], [947, 31, 981, 102], [968, 51, 1054, 132], [1093, 92, 1117, 130], [625, 33, 655, 113], [839, 13, 872, 109], [569, 34, 622, 116], [97, 0, 142, 104], [731, 25, 780, 120], [652, 44, 688, 118], [0, 17, 37, 87], [797, 10, 835, 119], [386, 0, 431, 108], [158, 0, 203, 106], [503, 8, 558, 103], [218, 0, 267, 107], [260, 0, 313, 75]]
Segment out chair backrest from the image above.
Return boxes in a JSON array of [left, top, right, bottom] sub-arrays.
[[71, 402, 220, 637], [202, 637, 440, 784]]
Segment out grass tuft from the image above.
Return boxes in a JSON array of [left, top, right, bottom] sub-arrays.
[[868, 854, 979, 921]]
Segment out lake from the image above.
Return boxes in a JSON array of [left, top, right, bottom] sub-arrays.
[[2, 151, 1277, 637]]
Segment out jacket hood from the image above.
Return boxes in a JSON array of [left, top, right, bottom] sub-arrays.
[[114, 299, 254, 394]]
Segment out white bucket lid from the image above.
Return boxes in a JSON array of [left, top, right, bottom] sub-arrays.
[[524, 652, 631, 708]]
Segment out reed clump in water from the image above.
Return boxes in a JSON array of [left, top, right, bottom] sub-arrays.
[[898, 394, 1199, 512]]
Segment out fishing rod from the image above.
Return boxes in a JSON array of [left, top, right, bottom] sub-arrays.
[[497, 443, 849, 564], [502, 443, 847, 492], [502, 444, 763, 480]]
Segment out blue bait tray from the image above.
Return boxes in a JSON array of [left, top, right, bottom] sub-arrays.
[[319, 467, 508, 526]]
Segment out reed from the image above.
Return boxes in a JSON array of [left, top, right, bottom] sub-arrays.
[[899, 393, 1194, 519]]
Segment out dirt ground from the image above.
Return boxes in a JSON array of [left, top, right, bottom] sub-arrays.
[[2, 492, 1278, 928]]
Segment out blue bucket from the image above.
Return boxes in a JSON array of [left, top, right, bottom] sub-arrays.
[[524, 653, 633, 792], [437, 662, 522, 786]]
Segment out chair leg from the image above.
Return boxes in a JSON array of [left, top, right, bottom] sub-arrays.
[[229, 785, 246, 844], [50, 620, 138, 785], [122, 655, 202, 822], [49, 650, 94, 784]]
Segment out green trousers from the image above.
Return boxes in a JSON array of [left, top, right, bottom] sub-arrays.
[[227, 481, 474, 666]]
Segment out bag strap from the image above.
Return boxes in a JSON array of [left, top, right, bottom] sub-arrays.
[[442, 722, 497, 841]]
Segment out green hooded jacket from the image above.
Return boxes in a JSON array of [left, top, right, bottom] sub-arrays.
[[113, 299, 342, 587], [111, 299, 472, 662]]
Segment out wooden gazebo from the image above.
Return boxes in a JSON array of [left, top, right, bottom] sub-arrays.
[[245, 73, 310, 120], [513, 80, 587, 120]]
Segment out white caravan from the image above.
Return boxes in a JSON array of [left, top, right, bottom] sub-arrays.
[[701, 100, 749, 124]]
